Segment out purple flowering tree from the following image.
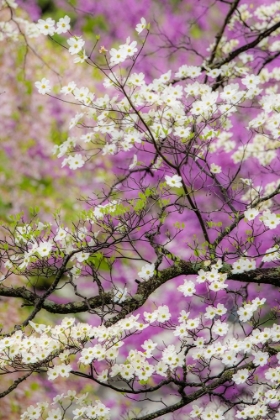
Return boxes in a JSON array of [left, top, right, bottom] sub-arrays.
[[1, 1, 280, 419]]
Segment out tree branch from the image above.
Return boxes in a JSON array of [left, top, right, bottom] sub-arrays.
[[1, 262, 279, 324], [212, 20, 280, 68]]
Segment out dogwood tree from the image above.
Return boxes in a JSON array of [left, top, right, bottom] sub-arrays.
[[1, 1, 280, 419]]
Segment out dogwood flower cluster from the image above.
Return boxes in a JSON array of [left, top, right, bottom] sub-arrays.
[[189, 259, 228, 292], [35, 16, 89, 63], [62, 153, 85, 170], [231, 257, 256, 274], [241, 179, 280, 217], [237, 297, 266, 322], [244, 207, 259, 220], [31, 37, 280, 200], [260, 209, 280, 229], [2, 302, 280, 417], [6, 299, 266, 408], [0, 314, 149, 373], [144, 305, 171, 323], [36, 16, 70, 36], [191, 321, 279, 377], [2, 211, 118, 274], [31, 15, 280, 180], [20, 305, 279, 412], [4, 227, 55, 271], [112, 287, 128, 303], [262, 245, 280, 262], [1, 246, 279, 420], [190, 404, 227, 420], [0, 318, 94, 373], [21, 390, 110, 420], [67, 36, 85, 55], [36, 16, 142, 67], [5, 5, 280, 419], [109, 37, 138, 66]]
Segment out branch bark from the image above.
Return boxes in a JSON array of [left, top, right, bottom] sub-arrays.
[[0, 262, 279, 324]]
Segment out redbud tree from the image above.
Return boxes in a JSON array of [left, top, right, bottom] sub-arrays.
[[1, 1, 280, 419]]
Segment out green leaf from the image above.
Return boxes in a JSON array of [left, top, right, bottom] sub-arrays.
[[194, 249, 200, 257]]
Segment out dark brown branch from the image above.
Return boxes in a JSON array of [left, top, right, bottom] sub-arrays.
[[0, 284, 112, 314], [1, 262, 279, 323], [212, 20, 280, 68], [207, 0, 241, 66], [71, 370, 175, 394], [0, 371, 33, 398], [105, 262, 280, 326], [20, 253, 73, 327]]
